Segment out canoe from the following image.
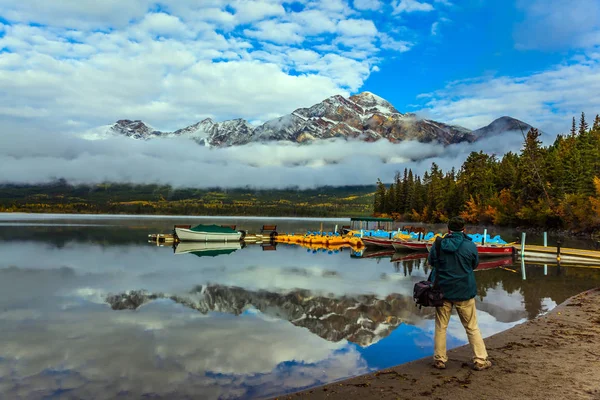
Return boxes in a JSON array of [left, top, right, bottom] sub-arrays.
[[426, 242, 516, 257], [361, 237, 395, 248], [175, 224, 242, 242], [392, 239, 429, 251]]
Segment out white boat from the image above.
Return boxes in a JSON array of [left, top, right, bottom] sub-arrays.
[[175, 224, 242, 242], [174, 241, 242, 257]]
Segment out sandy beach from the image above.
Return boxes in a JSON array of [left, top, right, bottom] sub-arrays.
[[275, 287, 600, 400]]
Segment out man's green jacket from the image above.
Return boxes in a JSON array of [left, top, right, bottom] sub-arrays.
[[427, 232, 479, 302]]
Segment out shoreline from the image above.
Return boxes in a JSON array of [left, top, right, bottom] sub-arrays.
[[1, 211, 598, 239], [274, 288, 600, 400]]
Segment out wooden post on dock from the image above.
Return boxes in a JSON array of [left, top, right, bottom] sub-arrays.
[[519, 232, 526, 279], [543, 232, 548, 276], [483, 229, 487, 245], [557, 240, 562, 262]]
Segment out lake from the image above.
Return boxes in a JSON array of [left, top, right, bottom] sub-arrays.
[[1, 213, 599, 400]]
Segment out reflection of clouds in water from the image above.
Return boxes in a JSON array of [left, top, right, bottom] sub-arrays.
[[0, 239, 554, 398], [482, 285, 526, 310], [0, 299, 367, 399], [540, 298, 558, 315], [0, 242, 423, 298]]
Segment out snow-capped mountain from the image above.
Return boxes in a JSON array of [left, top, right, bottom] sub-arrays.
[[92, 92, 533, 147], [106, 285, 431, 347]]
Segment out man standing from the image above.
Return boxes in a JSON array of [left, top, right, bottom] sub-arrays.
[[427, 216, 492, 371]]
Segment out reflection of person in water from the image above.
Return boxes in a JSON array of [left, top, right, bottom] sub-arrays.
[[428, 216, 492, 371]]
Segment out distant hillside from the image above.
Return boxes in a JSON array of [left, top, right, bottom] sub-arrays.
[[0, 182, 375, 218]]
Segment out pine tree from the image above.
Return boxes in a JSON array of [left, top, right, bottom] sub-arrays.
[[517, 128, 549, 204], [404, 170, 414, 214], [385, 183, 396, 215], [579, 112, 589, 135], [593, 114, 600, 132], [394, 171, 403, 214], [374, 179, 386, 213], [571, 117, 577, 136]]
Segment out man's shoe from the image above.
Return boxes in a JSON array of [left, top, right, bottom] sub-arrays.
[[473, 360, 492, 371], [433, 360, 446, 369]]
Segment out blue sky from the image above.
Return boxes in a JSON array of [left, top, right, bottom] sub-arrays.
[[0, 0, 599, 136]]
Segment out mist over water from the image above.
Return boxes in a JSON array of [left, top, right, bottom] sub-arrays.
[[0, 130, 526, 188]]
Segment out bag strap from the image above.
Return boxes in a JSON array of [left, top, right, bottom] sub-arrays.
[[432, 236, 443, 287]]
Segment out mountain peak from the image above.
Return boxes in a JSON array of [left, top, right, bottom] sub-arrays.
[[472, 116, 533, 138], [349, 91, 399, 115], [110, 119, 158, 139]]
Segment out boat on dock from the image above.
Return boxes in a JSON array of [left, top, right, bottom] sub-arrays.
[[174, 224, 243, 242]]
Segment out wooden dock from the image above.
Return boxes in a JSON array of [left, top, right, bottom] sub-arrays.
[[520, 244, 600, 265], [148, 233, 176, 244]]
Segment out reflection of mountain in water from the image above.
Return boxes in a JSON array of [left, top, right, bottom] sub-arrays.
[[106, 285, 431, 347]]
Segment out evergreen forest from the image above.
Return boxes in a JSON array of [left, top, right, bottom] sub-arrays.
[[373, 113, 600, 231]]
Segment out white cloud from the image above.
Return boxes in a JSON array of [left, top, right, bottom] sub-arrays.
[[419, 53, 600, 134], [290, 9, 339, 35], [231, 0, 286, 24], [353, 0, 383, 11], [0, 0, 152, 29], [0, 0, 419, 135], [431, 21, 439, 36], [337, 19, 378, 37], [379, 33, 412, 52], [392, 0, 434, 14], [135, 12, 194, 39], [515, 0, 600, 50], [244, 20, 304, 44]]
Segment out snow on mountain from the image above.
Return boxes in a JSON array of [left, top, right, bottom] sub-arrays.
[[110, 119, 161, 139], [91, 92, 535, 147]]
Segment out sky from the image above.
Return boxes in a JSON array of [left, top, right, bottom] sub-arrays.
[[1, 0, 600, 187]]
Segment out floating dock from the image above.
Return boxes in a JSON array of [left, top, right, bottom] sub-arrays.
[[519, 245, 600, 265]]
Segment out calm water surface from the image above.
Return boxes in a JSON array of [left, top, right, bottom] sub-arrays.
[[1, 213, 600, 400]]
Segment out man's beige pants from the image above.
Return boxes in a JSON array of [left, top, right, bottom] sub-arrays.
[[434, 298, 488, 363]]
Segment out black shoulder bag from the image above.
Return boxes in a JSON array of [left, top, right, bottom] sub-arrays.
[[413, 237, 445, 308]]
